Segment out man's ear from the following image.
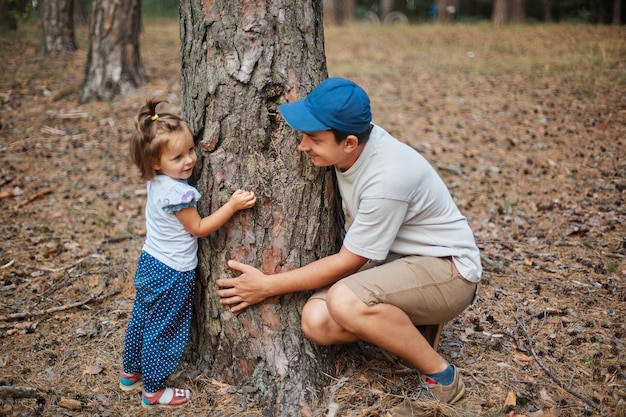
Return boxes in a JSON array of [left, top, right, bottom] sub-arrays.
[[344, 134, 359, 151]]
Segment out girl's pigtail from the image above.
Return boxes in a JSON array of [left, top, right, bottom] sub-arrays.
[[136, 99, 164, 144], [131, 98, 164, 181]]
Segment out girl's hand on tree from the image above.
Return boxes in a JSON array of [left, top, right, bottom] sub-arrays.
[[228, 189, 256, 211], [216, 260, 267, 313]]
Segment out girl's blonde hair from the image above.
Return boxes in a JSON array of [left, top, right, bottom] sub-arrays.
[[130, 99, 193, 181]]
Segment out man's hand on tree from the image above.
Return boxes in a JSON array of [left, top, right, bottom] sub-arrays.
[[216, 260, 269, 313]]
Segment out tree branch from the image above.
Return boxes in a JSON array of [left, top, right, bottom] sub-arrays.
[[0, 385, 41, 399], [13, 188, 53, 210], [0, 289, 121, 322]]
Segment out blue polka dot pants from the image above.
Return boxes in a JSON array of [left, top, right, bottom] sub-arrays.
[[122, 251, 195, 393]]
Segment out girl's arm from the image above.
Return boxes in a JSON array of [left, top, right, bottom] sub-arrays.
[[175, 189, 256, 237]]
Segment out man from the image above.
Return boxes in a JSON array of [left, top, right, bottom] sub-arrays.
[[216, 77, 482, 404]]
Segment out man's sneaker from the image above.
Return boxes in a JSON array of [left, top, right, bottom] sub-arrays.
[[425, 366, 466, 404], [409, 366, 466, 405]]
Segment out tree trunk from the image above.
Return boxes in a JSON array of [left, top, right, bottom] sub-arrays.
[[598, 0, 608, 23], [436, 0, 448, 23], [79, 0, 146, 103], [380, 0, 394, 21], [332, 0, 355, 25], [73, 0, 88, 26], [323, 0, 355, 25], [180, 0, 344, 415], [40, 0, 77, 54], [543, 0, 552, 22], [511, 0, 526, 23], [613, 0, 621, 24], [492, 0, 508, 25], [322, 0, 334, 24], [437, 0, 459, 23]]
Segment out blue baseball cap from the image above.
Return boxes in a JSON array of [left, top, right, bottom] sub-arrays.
[[278, 77, 372, 134]]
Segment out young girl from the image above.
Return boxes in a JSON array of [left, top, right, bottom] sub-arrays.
[[120, 99, 256, 408]]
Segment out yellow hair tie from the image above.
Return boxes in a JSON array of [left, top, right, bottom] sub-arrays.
[[151, 114, 159, 121]]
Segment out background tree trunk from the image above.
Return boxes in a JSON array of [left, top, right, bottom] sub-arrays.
[[511, 0, 526, 23], [613, 0, 621, 24], [73, 0, 89, 26], [322, 0, 335, 24], [324, 0, 355, 25], [340, 0, 355, 24], [437, 0, 460, 23], [598, 0, 608, 23], [436, 0, 448, 23], [380, 0, 394, 21], [543, 0, 553, 22], [40, 0, 77, 54], [180, 0, 344, 415], [79, 0, 146, 103], [492, 0, 509, 25]]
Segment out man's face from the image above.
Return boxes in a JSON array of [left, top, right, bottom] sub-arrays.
[[297, 130, 359, 170]]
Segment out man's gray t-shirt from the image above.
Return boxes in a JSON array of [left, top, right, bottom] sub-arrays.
[[336, 125, 482, 283]]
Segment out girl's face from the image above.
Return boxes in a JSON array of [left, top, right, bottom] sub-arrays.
[[153, 132, 197, 180]]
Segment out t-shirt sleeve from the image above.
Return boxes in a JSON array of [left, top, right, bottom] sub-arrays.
[[342, 197, 409, 262], [161, 183, 202, 214]]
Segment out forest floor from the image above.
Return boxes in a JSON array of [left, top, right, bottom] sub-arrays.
[[0, 19, 625, 417]]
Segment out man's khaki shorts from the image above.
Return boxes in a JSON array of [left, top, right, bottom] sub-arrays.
[[310, 255, 477, 325]]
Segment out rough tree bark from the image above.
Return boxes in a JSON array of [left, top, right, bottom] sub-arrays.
[[79, 0, 146, 103], [40, 0, 76, 54], [180, 1, 344, 415]]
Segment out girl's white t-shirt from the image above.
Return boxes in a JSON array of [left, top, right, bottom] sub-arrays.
[[337, 125, 482, 283], [142, 175, 201, 272]]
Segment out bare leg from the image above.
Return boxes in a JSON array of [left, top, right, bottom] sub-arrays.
[[301, 298, 359, 345], [302, 283, 447, 375]]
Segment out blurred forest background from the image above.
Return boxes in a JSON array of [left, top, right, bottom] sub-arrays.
[[1, 0, 624, 32]]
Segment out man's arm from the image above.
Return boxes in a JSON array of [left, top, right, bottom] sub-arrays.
[[216, 246, 368, 313]]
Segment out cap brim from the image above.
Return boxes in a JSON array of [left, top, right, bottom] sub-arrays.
[[278, 101, 330, 132]]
